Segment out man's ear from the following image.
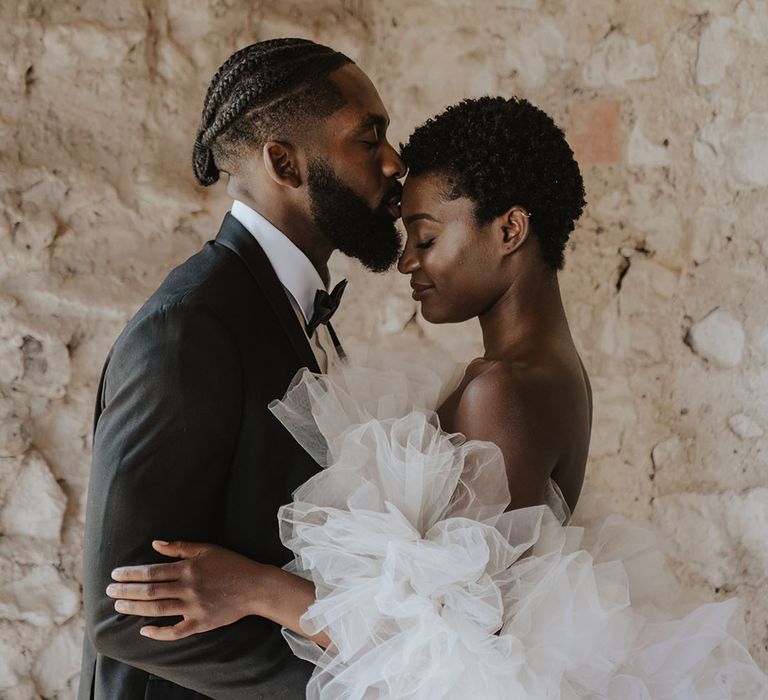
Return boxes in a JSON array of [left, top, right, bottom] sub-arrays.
[[262, 141, 302, 188], [498, 206, 531, 255]]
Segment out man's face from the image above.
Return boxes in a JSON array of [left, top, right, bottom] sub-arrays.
[[308, 158, 403, 272], [307, 64, 406, 272]]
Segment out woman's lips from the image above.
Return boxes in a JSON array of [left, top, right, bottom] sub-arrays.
[[411, 283, 434, 301]]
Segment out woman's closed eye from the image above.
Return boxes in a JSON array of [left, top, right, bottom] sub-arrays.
[[416, 239, 435, 250]]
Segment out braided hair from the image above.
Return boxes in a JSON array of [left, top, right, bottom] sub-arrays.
[[192, 38, 353, 186]]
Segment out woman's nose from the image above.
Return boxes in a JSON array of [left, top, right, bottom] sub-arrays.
[[397, 241, 419, 275]]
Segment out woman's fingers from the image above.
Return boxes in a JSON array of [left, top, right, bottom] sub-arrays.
[[113, 598, 185, 618], [152, 540, 208, 558], [106, 582, 179, 601], [111, 560, 184, 583], [140, 619, 199, 641]]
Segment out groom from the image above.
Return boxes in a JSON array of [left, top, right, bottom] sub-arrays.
[[79, 39, 405, 699]]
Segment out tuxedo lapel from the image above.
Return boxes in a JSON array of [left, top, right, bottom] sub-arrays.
[[214, 213, 321, 374]]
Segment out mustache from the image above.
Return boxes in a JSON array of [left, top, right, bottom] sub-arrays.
[[378, 181, 403, 210]]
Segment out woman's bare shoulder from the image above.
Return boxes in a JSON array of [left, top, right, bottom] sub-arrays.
[[455, 360, 547, 431]]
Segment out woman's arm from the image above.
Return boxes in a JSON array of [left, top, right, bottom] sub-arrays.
[[107, 540, 330, 647], [451, 367, 558, 511], [108, 367, 554, 647]]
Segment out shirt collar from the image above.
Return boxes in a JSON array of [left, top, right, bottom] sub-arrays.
[[230, 200, 325, 323]]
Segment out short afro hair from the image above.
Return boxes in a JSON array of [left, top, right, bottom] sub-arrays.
[[400, 97, 585, 270]]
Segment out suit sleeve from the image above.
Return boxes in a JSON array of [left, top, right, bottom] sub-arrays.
[[82, 301, 307, 698]]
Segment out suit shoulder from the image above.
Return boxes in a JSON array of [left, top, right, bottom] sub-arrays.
[[112, 243, 244, 357], [152, 239, 256, 308], [111, 296, 236, 365], [128, 237, 266, 327]]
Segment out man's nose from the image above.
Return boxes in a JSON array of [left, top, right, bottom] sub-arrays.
[[382, 141, 407, 179]]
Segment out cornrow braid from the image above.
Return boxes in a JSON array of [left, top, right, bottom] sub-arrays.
[[192, 38, 353, 187], [200, 58, 332, 146], [203, 40, 337, 122]]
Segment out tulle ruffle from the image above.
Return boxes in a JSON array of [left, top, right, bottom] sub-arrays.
[[269, 357, 768, 700]]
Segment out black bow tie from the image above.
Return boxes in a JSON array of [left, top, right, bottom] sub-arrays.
[[306, 279, 347, 337]]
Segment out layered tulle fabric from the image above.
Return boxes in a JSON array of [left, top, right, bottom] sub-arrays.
[[269, 357, 768, 700]]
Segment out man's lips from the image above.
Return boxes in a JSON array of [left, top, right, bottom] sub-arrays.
[[383, 183, 403, 219], [386, 193, 401, 218]]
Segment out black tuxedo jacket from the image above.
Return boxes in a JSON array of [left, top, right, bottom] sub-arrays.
[[79, 213, 327, 699]]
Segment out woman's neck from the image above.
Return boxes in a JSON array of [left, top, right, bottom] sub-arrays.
[[479, 269, 569, 360]]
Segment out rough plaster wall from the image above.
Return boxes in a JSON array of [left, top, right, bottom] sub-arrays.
[[0, 0, 766, 695]]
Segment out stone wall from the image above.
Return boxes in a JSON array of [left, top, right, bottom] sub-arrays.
[[1, 0, 766, 696]]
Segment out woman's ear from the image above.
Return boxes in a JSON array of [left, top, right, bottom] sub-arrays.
[[499, 206, 531, 255], [262, 141, 303, 188]]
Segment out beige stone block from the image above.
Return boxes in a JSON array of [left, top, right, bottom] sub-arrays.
[[0, 565, 79, 627], [689, 206, 736, 264], [618, 258, 680, 308], [0, 337, 23, 385], [0, 638, 27, 690], [0, 451, 67, 541], [502, 19, 565, 87], [728, 413, 764, 440], [378, 295, 417, 336], [734, 0, 768, 43], [389, 26, 499, 129], [40, 23, 146, 71], [628, 123, 671, 167], [589, 376, 638, 458], [32, 620, 83, 698], [653, 488, 768, 588], [2, 328, 72, 400], [651, 435, 692, 471], [0, 534, 60, 570], [695, 16, 737, 86], [9, 210, 57, 257], [582, 32, 658, 87], [686, 308, 745, 368], [255, 3, 371, 64], [0, 400, 31, 459], [695, 113, 768, 190], [593, 190, 631, 221], [596, 305, 624, 357]]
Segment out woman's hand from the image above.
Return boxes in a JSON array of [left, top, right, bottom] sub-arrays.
[[106, 540, 276, 641]]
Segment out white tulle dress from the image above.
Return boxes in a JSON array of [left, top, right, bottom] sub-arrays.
[[268, 356, 768, 700]]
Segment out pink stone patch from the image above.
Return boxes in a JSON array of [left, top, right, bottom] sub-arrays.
[[567, 100, 623, 165]]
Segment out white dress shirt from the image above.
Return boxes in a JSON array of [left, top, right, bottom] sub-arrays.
[[230, 200, 343, 373]]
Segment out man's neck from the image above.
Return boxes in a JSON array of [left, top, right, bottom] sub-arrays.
[[236, 194, 334, 286]]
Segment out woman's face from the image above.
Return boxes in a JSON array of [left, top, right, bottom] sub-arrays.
[[398, 173, 509, 324]]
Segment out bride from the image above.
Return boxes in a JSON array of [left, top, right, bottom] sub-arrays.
[[107, 97, 767, 698]]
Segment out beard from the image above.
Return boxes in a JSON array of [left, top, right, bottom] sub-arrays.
[[307, 158, 402, 273]]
